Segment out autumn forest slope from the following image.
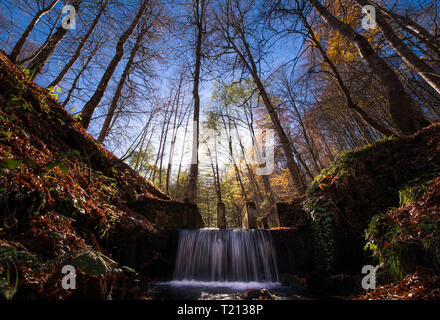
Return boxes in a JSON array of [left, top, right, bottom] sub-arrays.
[[0, 51, 201, 299]]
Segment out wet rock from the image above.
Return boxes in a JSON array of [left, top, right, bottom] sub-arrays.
[[306, 269, 362, 297], [279, 274, 308, 295], [269, 228, 314, 277], [108, 228, 180, 279], [237, 288, 275, 300]]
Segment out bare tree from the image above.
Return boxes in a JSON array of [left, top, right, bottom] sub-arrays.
[[355, 0, 440, 95], [9, 0, 60, 63], [27, 0, 83, 78], [48, 0, 108, 88], [185, 0, 209, 202], [97, 10, 154, 143], [306, 0, 429, 135], [293, 6, 397, 137], [215, 0, 306, 194], [80, 0, 150, 129]]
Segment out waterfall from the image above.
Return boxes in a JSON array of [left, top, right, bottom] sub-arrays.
[[173, 229, 279, 283]]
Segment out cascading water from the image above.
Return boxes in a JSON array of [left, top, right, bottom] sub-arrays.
[[173, 228, 279, 284]]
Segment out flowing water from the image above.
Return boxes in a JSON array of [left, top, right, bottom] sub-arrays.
[[173, 228, 279, 282], [154, 228, 297, 299]]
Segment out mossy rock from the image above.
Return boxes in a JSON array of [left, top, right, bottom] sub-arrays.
[[71, 250, 116, 275]]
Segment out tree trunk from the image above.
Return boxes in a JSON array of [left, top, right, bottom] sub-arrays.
[[49, 0, 107, 88], [221, 18, 306, 194], [243, 45, 306, 194], [206, 142, 221, 203], [370, 0, 440, 57], [97, 19, 149, 143], [166, 78, 184, 195], [80, 0, 150, 129], [233, 120, 264, 203], [185, 0, 205, 203], [9, 0, 60, 63], [356, 0, 440, 95], [281, 70, 323, 171], [299, 12, 397, 138], [351, 111, 374, 144], [174, 112, 190, 199], [158, 98, 174, 188], [151, 102, 171, 183], [307, 0, 429, 135], [27, 0, 83, 78], [62, 42, 100, 107], [245, 109, 278, 226], [221, 114, 248, 202]]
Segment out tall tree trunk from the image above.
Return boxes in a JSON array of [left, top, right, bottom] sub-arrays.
[[206, 142, 222, 203], [27, 0, 83, 78], [174, 112, 190, 199], [213, 128, 222, 202], [158, 98, 174, 188], [221, 114, 248, 202], [219, 10, 306, 193], [134, 107, 157, 172], [307, 0, 429, 135], [18, 9, 63, 66], [351, 111, 374, 144], [245, 109, 278, 226], [370, 0, 440, 57], [185, 0, 205, 202], [151, 102, 171, 183], [299, 11, 397, 138], [49, 0, 107, 88], [356, 0, 440, 95], [239, 35, 305, 194], [80, 0, 150, 129], [9, 0, 60, 63], [233, 120, 264, 203], [281, 72, 323, 172], [139, 128, 156, 176], [62, 42, 101, 107], [166, 77, 184, 194], [97, 19, 149, 143]]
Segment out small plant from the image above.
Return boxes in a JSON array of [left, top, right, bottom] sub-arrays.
[[0, 246, 41, 300], [303, 194, 337, 269], [0, 150, 80, 176], [399, 183, 428, 207], [47, 85, 61, 100], [365, 209, 440, 283]]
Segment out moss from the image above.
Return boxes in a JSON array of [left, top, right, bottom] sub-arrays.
[[302, 126, 440, 274], [303, 195, 337, 270], [365, 210, 440, 283], [310, 135, 399, 192], [399, 182, 428, 207]]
